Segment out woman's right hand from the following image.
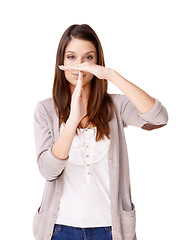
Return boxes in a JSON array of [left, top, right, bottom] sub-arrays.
[[69, 71, 86, 124], [52, 71, 85, 161]]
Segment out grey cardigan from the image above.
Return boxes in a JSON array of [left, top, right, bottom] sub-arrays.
[[33, 93, 168, 240]]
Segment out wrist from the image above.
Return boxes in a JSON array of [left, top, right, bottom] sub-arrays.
[[105, 68, 117, 82], [67, 115, 79, 127]]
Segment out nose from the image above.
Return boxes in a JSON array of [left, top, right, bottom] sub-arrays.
[[76, 57, 85, 65]]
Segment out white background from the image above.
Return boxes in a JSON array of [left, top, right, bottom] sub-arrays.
[[0, 0, 190, 239]]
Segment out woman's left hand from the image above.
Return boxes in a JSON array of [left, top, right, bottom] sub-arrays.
[[59, 62, 111, 80]]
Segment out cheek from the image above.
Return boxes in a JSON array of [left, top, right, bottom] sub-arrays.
[[83, 73, 94, 84], [63, 57, 72, 67], [63, 57, 66, 65], [64, 71, 72, 81]]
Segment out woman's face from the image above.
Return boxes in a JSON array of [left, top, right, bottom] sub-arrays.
[[64, 38, 97, 89]]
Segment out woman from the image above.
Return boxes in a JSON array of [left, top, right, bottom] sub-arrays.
[[33, 24, 168, 240]]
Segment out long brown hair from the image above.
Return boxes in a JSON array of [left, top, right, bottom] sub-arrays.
[[52, 24, 115, 141]]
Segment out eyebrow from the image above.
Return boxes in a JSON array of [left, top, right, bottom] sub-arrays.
[[65, 50, 96, 54]]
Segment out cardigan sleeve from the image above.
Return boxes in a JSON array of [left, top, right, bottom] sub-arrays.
[[111, 94, 168, 130], [34, 101, 68, 181]]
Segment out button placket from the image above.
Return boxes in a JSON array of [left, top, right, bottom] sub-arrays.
[[85, 154, 91, 187], [86, 165, 91, 187], [84, 132, 91, 186]]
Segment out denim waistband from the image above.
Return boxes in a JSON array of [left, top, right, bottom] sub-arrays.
[[54, 224, 112, 231]]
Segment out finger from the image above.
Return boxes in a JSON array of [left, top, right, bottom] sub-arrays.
[[77, 72, 83, 94], [73, 72, 83, 96], [59, 63, 90, 72], [59, 65, 70, 71], [78, 71, 83, 82], [78, 72, 83, 97], [59, 65, 81, 71]]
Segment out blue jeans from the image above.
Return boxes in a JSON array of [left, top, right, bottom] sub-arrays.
[[51, 224, 113, 240]]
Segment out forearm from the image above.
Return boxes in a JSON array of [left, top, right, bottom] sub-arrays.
[[52, 116, 78, 160], [106, 69, 155, 114]]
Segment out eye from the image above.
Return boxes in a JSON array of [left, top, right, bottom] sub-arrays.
[[84, 56, 93, 60], [66, 55, 75, 60]]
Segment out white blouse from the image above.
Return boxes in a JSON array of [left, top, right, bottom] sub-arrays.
[[55, 123, 112, 228]]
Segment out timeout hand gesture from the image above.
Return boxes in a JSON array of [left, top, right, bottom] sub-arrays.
[[59, 62, 109, 80], [69, 71, 86, 124]]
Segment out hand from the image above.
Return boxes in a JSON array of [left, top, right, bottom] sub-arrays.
[[59, 62, 110, 80], [69, 72, 86, 124]]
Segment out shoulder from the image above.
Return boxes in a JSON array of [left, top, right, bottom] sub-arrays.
[[37, 97, 53, 107], [34, 97, 55, 118]]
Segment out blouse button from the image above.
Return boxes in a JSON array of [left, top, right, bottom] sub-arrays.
[[108, 159, 112, 164], [111, 208, 115, 213]]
